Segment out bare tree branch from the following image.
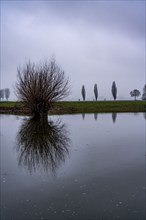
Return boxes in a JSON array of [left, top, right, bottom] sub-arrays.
[[15, 58, 70, 118]]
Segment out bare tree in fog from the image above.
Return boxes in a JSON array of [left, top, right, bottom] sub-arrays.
[[94, 84, 98, 101], [130, 89, 140, 100], [81, 85, 86, 101], [0, 89, 4, 101], [15, 57, 70, 118], [4, 88, 10, 101], [142, 84, 146, 100]]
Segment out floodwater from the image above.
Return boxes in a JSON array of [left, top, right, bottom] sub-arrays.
[[0, 113, 146, 220]]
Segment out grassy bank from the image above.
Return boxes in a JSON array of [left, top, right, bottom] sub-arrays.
[[0, 100, 146, 115], [51, 100, 146, 114], [0, 101, 17, 107]]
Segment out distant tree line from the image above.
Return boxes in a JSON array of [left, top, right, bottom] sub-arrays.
[[81, 83, 146, 101], [0, 88, 10, 101], [81, 82, 117, 101]]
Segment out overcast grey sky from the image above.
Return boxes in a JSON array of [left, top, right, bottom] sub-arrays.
[[1, 0, 145, 100]]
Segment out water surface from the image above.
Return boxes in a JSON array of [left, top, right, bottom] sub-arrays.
[[1, 113, 145, 220]]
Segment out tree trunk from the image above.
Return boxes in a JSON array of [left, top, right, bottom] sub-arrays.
[[32, 102, 49, 119]]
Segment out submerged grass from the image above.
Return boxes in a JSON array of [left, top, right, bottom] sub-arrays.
[[0, 100, 146, 115]]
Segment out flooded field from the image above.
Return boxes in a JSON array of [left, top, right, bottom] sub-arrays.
[[1, 113, 145, 220]]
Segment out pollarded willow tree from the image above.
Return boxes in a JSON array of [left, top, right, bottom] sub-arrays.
[[16, 58, 70, 118]]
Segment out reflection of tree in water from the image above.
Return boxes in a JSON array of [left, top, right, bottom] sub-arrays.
[[94, 113, 98, 120], [112, 112, 117, 123], [16, 117, 70, 174], [82, 113, 85, 120], [134, 112, 139, 116]]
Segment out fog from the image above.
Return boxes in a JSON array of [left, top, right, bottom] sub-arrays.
[[1, 0, 145, 100]]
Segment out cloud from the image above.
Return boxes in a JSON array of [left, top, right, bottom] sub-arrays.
[[1, 1, 145, 100]]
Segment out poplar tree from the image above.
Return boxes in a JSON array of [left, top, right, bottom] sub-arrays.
[[81, 85, 86, 101], [111, 81, 117, 100], [94, 84, 98, 101]]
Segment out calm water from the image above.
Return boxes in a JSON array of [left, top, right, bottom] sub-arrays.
[[0, 113, 146, 220]]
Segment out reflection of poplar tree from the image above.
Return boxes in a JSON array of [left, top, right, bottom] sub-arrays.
[[94, 113, 98, 120], [82, 113, 85, 120], [112, 112, 117, 123]]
